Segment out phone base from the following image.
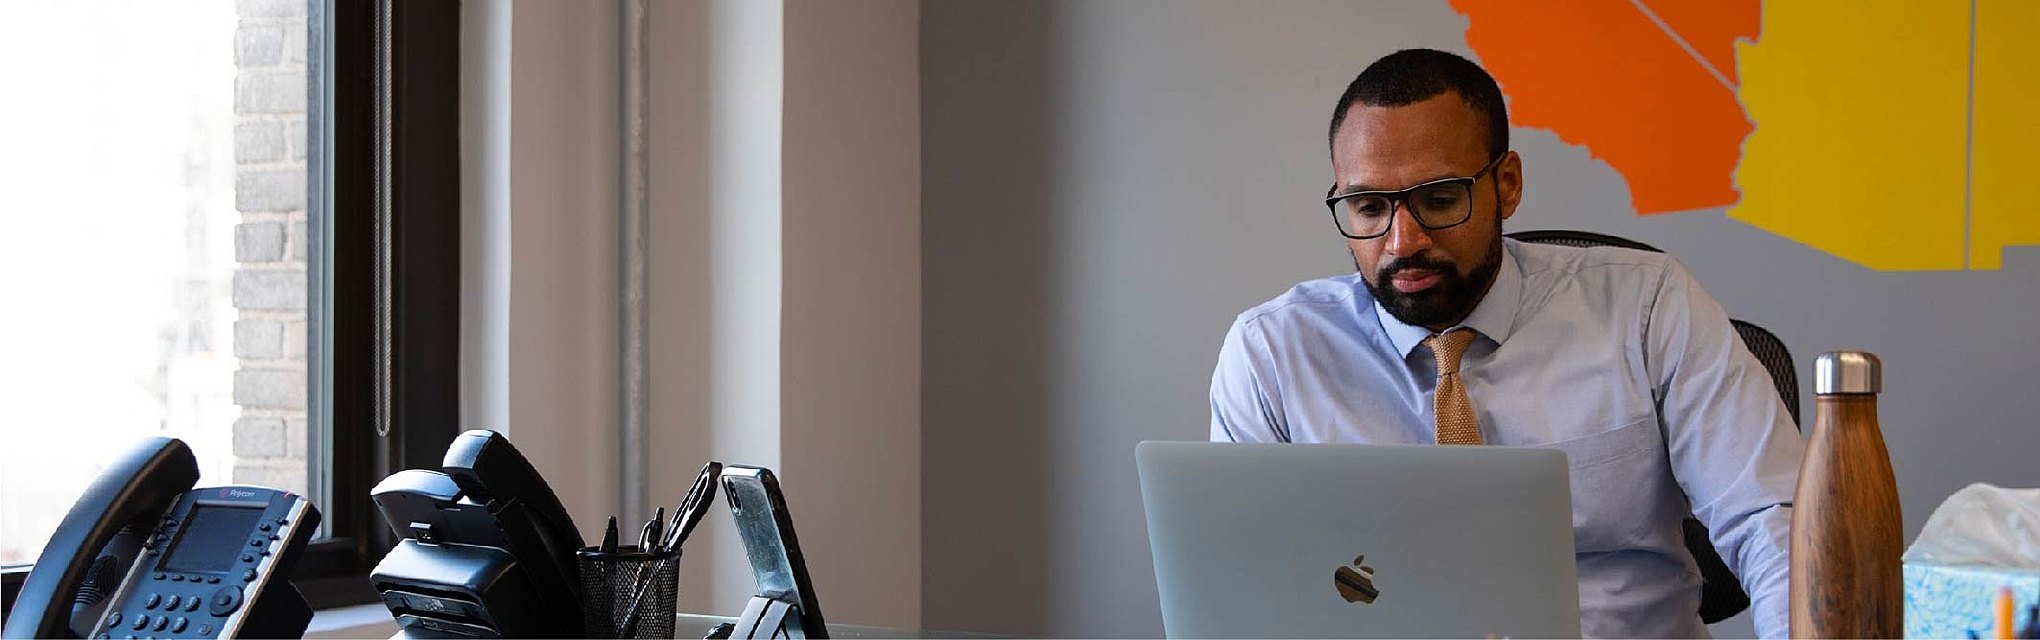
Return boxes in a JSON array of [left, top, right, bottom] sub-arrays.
[[714, 595, 804, 639]]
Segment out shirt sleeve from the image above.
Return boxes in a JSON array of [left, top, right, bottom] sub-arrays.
[[1643, 257, 1804, 639], [1210, 315, 1289, 443]]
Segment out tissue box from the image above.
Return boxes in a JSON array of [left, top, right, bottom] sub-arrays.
[[1904, 560, 2040, 638]]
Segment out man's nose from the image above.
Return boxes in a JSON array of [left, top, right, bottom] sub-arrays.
[[1383, 203, 1433, 258]]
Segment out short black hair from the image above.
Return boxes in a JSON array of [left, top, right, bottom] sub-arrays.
[[1328, 49, 1509, 160]]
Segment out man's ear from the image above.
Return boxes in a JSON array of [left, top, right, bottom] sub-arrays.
[[1497, 150, 1523, 221]]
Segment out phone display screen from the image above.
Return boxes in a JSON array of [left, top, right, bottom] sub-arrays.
[[160, 504, 266, 573]]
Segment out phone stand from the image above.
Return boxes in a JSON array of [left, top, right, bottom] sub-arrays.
[[728, 595, 807, 639]]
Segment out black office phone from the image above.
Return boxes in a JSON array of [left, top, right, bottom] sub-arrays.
[[368, 429, 585, 638], [3, 438, 323, 640]]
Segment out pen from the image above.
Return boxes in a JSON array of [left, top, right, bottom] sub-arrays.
[[638, 509, 662, 553], [601, 515, 620, 553], [1996, 586, 2014, 640]]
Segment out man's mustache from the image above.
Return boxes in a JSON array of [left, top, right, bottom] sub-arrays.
[[1376, 256, 1458, 279]]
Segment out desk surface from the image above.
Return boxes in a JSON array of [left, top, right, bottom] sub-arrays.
[[675, 613, 1006, 639]]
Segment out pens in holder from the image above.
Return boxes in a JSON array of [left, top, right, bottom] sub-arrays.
[[576, 461, 724, 637]]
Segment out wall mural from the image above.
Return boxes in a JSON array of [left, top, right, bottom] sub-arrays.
[[1451, 0, 2039, 271]]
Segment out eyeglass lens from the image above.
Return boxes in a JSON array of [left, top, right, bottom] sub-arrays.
[[1334, 181, 1472, 238]]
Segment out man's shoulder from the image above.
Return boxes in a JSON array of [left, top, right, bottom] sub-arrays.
[[1234, 273, 1370, 330], [1509, 237, 1680, 297]]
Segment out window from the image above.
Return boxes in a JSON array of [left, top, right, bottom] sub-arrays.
[[1, 0, 462, 612], [0, 0, 314, 564]]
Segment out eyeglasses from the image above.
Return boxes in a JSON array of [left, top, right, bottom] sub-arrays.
[[1323, 153, 1507, 240]]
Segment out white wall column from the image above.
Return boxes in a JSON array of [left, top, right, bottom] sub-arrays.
[[457, 0, 510, 437]]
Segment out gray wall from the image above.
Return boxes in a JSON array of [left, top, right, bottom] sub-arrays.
[[921, 1, 2040, 637]]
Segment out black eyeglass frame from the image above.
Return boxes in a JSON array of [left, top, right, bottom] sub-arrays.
[[1323, 152, 1509, 240]]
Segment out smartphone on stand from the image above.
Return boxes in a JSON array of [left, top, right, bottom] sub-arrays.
[[721, 465, 827, 638]]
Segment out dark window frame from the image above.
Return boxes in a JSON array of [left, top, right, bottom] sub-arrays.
[[2, 0, 462, 614], [295, 0, 464, 609]]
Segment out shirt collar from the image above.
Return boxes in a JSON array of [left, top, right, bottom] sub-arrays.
[[1372, 241, 1523, 358]]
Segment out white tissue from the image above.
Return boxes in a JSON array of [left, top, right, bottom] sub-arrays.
[[1902, 483, 2040, 568]]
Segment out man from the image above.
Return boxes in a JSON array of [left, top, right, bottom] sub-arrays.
[[1209, 49, 1802, 638]]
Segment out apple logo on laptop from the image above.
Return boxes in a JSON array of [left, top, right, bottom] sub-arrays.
[[1333, 555, 1380, 604]]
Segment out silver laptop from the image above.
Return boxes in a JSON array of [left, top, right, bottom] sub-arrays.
[[1136, 441, 1582, 638]]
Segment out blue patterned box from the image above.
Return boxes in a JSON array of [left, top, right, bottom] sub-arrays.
[[1904, 561, 2040, 638]]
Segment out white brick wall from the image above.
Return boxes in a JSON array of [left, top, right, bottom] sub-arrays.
[[232, 0, 308, 493]]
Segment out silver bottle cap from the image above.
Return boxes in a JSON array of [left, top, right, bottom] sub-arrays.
[[1815, 351, 1881, 395]]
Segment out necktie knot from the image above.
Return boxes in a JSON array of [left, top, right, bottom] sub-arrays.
[[1423, 328, 1476, 375]]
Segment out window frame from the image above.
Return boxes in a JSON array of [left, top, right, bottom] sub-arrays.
[[295, 0, 465, 609]]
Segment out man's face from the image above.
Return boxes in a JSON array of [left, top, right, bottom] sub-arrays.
[[1330, 92, 1522, 332]]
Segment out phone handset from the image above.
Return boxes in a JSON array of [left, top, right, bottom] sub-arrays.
[[3, 438, 199, 639]]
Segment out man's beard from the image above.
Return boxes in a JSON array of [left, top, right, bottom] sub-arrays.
[[1358, 233, 1503, 329]]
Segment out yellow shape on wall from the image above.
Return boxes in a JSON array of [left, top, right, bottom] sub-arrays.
[[1970, 0, 2040, 270], [1731, 0, 1970, 271]]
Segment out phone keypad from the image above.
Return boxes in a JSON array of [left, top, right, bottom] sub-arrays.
[[92, 488, 319, 639]]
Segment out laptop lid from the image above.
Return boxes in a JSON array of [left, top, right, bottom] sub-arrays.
[[1136, 441, 1582, 638]]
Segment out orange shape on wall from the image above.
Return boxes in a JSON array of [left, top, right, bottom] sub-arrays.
[[1450, 0, 1758, 215]]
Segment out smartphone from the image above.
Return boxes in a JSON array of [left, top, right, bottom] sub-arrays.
[[721, 465, 827, 638]]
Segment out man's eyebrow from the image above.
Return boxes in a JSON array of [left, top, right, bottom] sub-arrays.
[[1332, 172, 1461, 196]]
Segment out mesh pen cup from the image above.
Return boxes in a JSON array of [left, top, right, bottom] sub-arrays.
[[578, 547, 681, 639]]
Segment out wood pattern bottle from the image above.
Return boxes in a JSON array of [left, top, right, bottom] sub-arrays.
[[1791, 351, 1903, 638]]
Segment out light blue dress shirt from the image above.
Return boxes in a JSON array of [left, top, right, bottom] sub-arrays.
[[1210, 239, 1802, 638]]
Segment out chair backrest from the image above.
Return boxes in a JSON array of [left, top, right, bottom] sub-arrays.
[[1506, 229, 1661, 253], [1505, 230, 1800, 624], [1731, 320, 1801, 427]]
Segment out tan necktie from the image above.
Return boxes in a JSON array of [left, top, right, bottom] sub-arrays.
[[1423, 329, 1483, 445]]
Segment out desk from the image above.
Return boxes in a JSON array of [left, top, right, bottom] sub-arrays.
[[675, 613, 1006, 639]]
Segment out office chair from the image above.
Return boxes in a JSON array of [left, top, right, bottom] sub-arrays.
[[1505, 229, 1801, 624]]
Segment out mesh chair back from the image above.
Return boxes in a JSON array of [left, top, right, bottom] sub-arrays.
[[1732, 320, 1801, 427], [1506, 229, 1661, 253]]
